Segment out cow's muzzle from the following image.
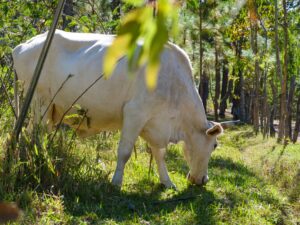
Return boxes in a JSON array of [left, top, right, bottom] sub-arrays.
[[187, 172, 209, 186]]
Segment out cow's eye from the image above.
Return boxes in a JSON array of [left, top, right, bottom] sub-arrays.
[[213, 143, 218, 149]]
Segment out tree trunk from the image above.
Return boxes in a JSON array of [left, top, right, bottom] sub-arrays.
[[232, 40, 245, 122], [260, 18, 269, 138], [249, 0, 260, 133], [111, 0, 121, 32], [200, 72, 209, 113], [231, 65, 242, 121], [281, 0, 289, 143], [62, 0, 74, 30], [198, 0, 205, 111], [276, 0, 285, 142], [286, 76, 296, 139], [219, 59, 229, 118], [262, 65, 269, 138], [238, 63, 246, 122], [270, 80, 278, 137], [292, 93, 300, 143], [214, 40, 221, 121]]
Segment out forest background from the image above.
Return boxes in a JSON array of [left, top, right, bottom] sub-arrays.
[[0, 0, 299, 224]]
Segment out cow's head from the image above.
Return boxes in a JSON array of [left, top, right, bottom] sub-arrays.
[[183, 121, 223, 186]]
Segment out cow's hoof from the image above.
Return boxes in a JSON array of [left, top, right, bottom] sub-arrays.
[[111, 176, 122, 187], [161, 181, 177, 190]]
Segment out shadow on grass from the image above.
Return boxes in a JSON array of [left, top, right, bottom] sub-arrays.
[[210, 156, 283, 207], [55, 155, 287, 224], [60, 171, 217, 224]]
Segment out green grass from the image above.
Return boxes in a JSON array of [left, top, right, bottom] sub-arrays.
[[1, 126, 299, 224]]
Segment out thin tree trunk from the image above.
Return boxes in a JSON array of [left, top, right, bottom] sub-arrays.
[[198, 0, 204, 110], [62, 0, 74, 30], [249, 0, 260, 133], [214, 39, 221, 121], [239, 63, 245, 122], [262, 66, 269, 138], [111, 0, 121, 32], [219, 59, 229, 118], [292, 93, 300, 143], [231, 65, 241, 120], [198, 2, 209, 113], [286, 76, 296, 139], [270, 80, 278, 137], [234, 40, 245, 122], [260, 18, 269, 138], [274, 0, 282, 80], [281, 0, 289, 143], [200, 72, 209, 113], [275, 0, 284, 142]]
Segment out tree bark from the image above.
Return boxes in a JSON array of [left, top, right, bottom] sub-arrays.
[[111, 0, 121, 32], [274, 0, 282, 81], [232, 78, 240, 121], [292, 93, 300, 143], [62, 0, 74, 30], [198, 0, 205, 112], [276, 0, 285, 142], [270, 80, 278, 137], [259, 18, 269, 138], [200, 72, 209, 113], [238, 62, 246, 123], [232, 40, 245, 122], [249, 0, 260, 133], [219, 59, 229, 118], [214, 39, 221, 121], [281, 0, 289, 143], [286, 76, 296, 139]]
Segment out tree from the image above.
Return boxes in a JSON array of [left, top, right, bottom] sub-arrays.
[[249, 0, 260, 133], [111, 0, 121, 32], [62, 0, 74, 30], [219, 58, 229, 119]]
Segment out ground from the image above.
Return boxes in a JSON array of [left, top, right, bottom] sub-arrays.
[[0, 126, 299, 224]]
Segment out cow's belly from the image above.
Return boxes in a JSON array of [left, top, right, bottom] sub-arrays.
[[51, 97, 124, 136], [42, 53, 137, 135]]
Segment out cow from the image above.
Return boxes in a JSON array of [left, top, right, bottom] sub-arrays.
[[12, 30, 223, 188]]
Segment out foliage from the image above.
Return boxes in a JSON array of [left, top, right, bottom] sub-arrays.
[[104, 0, 178, 89]]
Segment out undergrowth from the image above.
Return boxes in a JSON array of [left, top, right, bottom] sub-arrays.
[[0, 125, 299, 224]]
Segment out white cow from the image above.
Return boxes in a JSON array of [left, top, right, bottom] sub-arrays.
[[13, 30, 223, 188]]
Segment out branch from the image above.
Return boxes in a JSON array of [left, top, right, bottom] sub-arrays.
[[41, 74, 74, 120]]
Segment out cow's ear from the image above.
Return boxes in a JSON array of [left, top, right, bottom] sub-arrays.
[[206, 123, 223, 136]]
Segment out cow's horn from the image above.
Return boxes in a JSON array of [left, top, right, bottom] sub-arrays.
[[220, 120, 241, 129]]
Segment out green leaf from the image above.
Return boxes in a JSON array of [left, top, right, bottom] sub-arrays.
[[103, 34, 131, 77], [104, 0, 177, 89], [122, 0, 145, 7], [146, 58, 160, 90], [34, 144, 39, 156]]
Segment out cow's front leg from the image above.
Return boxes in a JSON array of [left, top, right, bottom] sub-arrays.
[[152, 148, 176, 189], [111, 102, 147, 187]]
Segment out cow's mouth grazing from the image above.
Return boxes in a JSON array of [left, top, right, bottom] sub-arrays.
[[187, 172, 209, 186]]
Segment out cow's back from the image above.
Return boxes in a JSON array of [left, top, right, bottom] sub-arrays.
[[12, 30, 203, 137], [12, 30, 143, 134]]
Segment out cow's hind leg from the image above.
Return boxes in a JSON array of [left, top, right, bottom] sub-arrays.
[[152, 148, 176, 189], [111, 102, 147, 187]]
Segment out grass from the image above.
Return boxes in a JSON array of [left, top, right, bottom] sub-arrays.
[[0, 126, 299, 224]]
